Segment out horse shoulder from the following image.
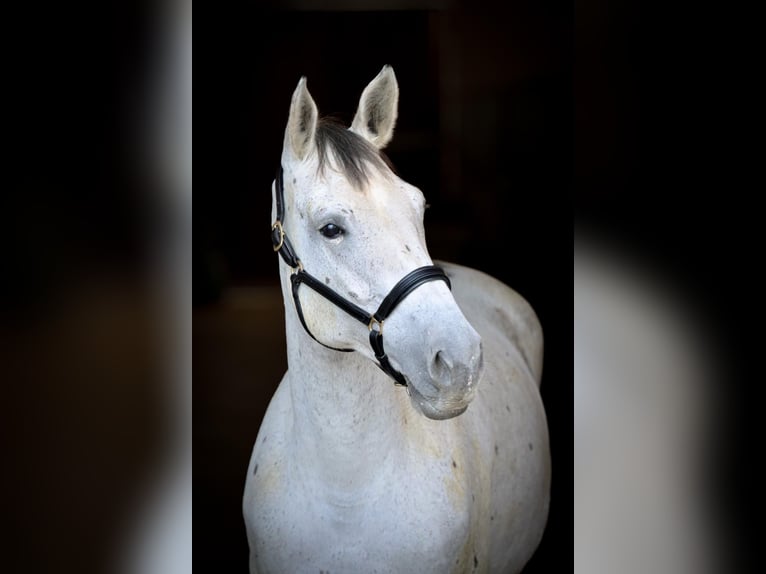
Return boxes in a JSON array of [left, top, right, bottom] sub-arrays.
[[437, 261, 543, 384]]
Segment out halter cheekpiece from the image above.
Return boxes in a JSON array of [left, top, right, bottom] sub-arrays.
[[271, 167, 451, 387]]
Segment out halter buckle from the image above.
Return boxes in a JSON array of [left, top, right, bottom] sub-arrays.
[[271, 220, 285, 252], [368, 316, 384, 334]]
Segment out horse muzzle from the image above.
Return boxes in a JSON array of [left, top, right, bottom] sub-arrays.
[[408, 334, 484, 420]]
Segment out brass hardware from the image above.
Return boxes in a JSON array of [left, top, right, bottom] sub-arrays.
[[368, 316, 383, 334], [272, 221, 285, 251]]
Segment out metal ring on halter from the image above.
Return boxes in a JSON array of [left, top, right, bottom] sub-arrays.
[[368, 316, 383, 334], [272, 221, 285, 252], [291, 260, 304, 274]]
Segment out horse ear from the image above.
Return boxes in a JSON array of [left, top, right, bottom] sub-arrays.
[[283, 77, 318, 161], [350, 65, 399, 149]]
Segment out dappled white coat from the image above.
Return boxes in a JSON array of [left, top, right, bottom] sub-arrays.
[[243, 67, 550, 574]]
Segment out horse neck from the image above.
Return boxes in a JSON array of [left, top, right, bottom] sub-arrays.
[[280, 271, 408, 493]]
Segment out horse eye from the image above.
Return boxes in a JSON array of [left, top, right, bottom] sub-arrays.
[[319, 223, 344, 239]]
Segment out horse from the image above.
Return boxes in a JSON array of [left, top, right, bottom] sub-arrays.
[[243, 66, 550, 574]]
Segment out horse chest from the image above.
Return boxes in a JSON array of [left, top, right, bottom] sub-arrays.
[[245, 423, 486, 574]]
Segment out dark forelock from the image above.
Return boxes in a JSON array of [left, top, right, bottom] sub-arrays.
[[314, 118, 392, 188]]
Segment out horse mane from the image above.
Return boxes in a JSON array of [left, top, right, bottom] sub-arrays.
[[314, 118, 394, 189]]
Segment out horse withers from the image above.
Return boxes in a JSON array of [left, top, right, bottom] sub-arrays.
[[243, 66, 550, 574]]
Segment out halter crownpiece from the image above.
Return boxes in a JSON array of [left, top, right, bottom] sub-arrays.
[[271, 167, 451, 387]]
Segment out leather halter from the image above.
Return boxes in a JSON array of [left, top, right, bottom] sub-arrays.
[[271, 167, 451, 387]]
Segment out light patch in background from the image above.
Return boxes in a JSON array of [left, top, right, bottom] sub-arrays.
[[116, 1, 191, 572], [575, 236, 727, 573]]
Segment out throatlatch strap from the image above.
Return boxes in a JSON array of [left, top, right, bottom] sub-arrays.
[[295, 271, 372, 325], [290, 272, 353, 353]]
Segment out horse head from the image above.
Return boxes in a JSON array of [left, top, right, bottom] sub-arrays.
[[274, 66, 484, 420]]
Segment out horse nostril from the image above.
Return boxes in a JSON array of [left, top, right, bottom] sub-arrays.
[[435, 350, 452, 368], [429, 339, 483, 391], [430, 350, 452, 385]]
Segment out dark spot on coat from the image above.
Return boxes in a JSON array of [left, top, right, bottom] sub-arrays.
[[253, 464, 258, 476], [452, 459, 457, 469], [474, 554, 478, 568], [506, 405, 511, 413], [348, 291, 359, 300], [494, 306, 534, 375], [262, 435, 268, 444], [404, 244, 411, 252], [494, 444, 499, 455], [325, 277, 331, 285], [471, 493, 475, 502], [490, 514, 494, 521], [292, 178, 297, 184], [528, 442, 534, 451]]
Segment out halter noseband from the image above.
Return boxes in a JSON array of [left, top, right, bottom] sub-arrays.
[[271, 167, 451, 387]]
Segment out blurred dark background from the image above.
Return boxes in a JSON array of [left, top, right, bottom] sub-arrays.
[[2, 0, 757, 570], [194, 1, 571, 572], [3, 2, 176, 573]]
